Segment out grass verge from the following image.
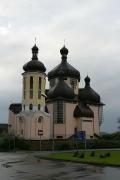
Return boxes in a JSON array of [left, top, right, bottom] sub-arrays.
[[47, 150, 120, 167]]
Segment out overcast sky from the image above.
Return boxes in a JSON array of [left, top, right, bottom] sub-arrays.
[[0, 0, 120, 132]]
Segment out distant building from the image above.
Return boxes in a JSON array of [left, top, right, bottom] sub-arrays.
[[8, 44, 104, 140]]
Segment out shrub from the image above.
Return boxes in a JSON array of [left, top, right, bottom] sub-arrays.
[[73, 151, 79, 157], [99, 154, 106, 158], [55, 142, 70, 150], [90, 151, 95, 157], [16, 139, 30, 150], [79, 152, 85, 158], [105, 152, 111, 157]]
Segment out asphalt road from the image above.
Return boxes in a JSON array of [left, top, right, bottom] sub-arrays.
[[0, 151, 120, 180]]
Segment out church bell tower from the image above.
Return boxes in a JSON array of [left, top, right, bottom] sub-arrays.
[[22, 44, 46, 112]]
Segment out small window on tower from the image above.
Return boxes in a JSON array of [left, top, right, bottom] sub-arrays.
[[30, 90, 33, 99], [70, 78, 77, 90], [38, 77, 41, 99], [38, 77, 41, 90], [30, 76, 33, 99], [30, 76, 33, 89], [29, 104, 33, 110], [38, 90, 41, 99], [38, 104, 41, 110], [23, 77, 26, 99]]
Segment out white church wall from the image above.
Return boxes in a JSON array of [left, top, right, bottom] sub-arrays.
[[81, 117, 94, 139], [88, 105, 100, 136]]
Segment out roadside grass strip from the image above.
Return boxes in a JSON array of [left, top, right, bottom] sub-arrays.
[[48, 150, 120, 166]]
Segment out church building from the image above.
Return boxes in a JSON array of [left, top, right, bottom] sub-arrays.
[[8, 43, 104, 140]]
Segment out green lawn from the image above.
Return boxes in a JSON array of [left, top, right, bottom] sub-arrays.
[[48, 150, 120, 166]]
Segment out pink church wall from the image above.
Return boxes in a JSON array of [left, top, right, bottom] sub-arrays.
[[65, 103, 77, 138], [88, 105, 100, 135]]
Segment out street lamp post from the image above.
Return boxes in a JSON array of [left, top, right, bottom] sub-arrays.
[[8, 124, 11, 150]]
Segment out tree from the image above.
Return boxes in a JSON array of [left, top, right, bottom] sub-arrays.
[[117, 118, 120, 131]]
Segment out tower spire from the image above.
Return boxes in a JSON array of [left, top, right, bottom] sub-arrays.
[[60, 45, 68, 62], [85, 75, 90, 87], [35, 37, 36, 44], [31, 42, 39, 60], [64, 38, 65, 46]]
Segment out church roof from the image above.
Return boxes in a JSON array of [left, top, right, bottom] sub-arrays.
[[9, 103, 22, 114], [73, 103, 94, 118], [47, 69, 75, 100], [48, 46, 80, 81], [79, 76, 101, 104], [23, 44, 46, 73]]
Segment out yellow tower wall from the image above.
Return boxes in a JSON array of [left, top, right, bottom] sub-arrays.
[[22, 72, 46, 110]]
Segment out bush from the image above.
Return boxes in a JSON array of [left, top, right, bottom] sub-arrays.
[[79, 152, 85, 158], [73, 151, 79, 157], [105, 152, 111, 157], [90, 151, 95, 157], [99, 154, 106, 158], [55, 142, 71, 150], [16, 139, 30, 150]]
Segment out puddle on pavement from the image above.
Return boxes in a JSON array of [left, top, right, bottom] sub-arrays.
[[1, 163, 12, 168]]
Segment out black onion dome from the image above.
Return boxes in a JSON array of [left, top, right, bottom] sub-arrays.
[[79, 76, 100, 104], [48, 46, 80, 81], [48, 71, 75, 99], [23, 44, 46, 72], [9, 103, 22, 114], [32, 44, 38, 52], [60, 46, 68, 55], [73, 103, 94, 118]]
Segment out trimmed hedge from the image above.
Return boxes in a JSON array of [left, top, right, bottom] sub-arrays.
[[1, 134, 120, 151]]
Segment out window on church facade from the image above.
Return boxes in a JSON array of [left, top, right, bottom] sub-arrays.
[[38, 77, 41, 99], [23, 77, 26, 99], [21, 129, 23, 135], [38, 90, 41, 99], [70, 78, 77, 91], [53, 102, 64, 124], [38, 77, 41, 89], [19, 116, 24, 123], [30, 76, 33, 89], [29, 104, 33, 110], [38, 104, 41, 110], [30, 76, 33, 99], [38, 116, 43, 123], [30, 90, 33, 99]]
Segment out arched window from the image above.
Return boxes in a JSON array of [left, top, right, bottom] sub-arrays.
[[30, 76, 33, 89], [29, 104, 33, 110], [30, 76, 33, 99], [19, 116, 24, 123], [38, 77, 41, 99], [53, 102, 64, 124], [23, 77, 26, 99], [70, 78, 77, 91], [38, 104, 41, 110], [38, 116, 43, 123], [38, 77, 41, 90]]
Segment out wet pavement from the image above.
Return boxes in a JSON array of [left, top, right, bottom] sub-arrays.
[[0, 152, 120, 180]]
